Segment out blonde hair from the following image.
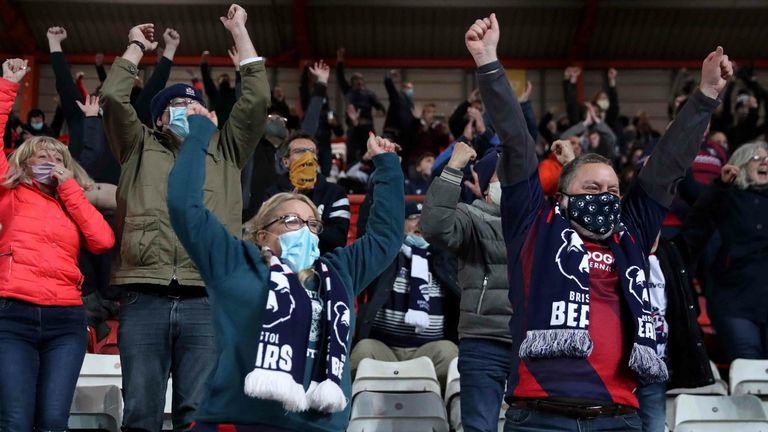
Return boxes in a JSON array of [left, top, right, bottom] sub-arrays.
[[245, 193, 321, 284], [729, 141, 768, 190], [4, 136, 94, 190]]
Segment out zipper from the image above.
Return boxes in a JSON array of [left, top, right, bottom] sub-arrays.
[[169, 149, 178, 283], [476, 276, 489, 314]]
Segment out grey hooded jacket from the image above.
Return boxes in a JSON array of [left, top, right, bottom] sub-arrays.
[[421, 167, 512, 343]]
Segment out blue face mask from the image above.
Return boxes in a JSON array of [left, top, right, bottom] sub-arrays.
[[404, 88, 414, 99], [404, 233, 429, 250], [279, 227, 320, 273], [168, 107, 189, 138]]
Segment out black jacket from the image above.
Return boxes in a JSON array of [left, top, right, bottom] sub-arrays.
[[656, 238, 714, 390], [355, 247, 460, 344]]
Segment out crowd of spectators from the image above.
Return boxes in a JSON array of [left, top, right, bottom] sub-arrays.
[[0, 5, 766, 432]]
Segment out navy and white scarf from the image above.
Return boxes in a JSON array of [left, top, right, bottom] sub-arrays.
[[400, 244, 431, 332], [244, 257, 351, 413], [518, 204, 668, 383]]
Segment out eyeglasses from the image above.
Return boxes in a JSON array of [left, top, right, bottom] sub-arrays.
[[167, 98, 198, 108], [267, 114, 288, 123], [263, 215, 323, 234], [749, 155, 768, 163]]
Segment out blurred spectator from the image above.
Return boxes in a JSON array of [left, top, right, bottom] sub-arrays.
[[337, 47, 386, 165], [265, 131, 350, 254], [422, 144, 513, 431], [200, 48, 238, 128], [679, 142, 768, 361], [404, 152, 434, 195], [300, 61, 343, 176], [352, 202, 459, 387]]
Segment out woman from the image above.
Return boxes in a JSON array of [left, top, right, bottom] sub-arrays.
[[680, 141, 768, 361], [167, 105, 403, 431], [0, 59, 115, 430]]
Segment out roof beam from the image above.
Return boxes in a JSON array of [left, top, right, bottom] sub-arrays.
[[568, 0, 600, 61], [293, 0, 311, 60], [0, 0, 37, 54]]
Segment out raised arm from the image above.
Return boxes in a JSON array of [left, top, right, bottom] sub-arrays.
[[48, 28, 85, 139], [467, 14, 537, 186], [168, 106, 249, 284], [0, 60, 26, 177], [134, 28, 179, 127], [299, 61, 329, 136], [217, 4, 270, 168], [421, 142, 477, 252], [94, 53, 107, 83], [519, 81, 538, 141], [335, 48, 351, 95], [324, 135, 404, 294], [100, 23, 158, 162], [605, 68, 620, 128], [200, 51, 219, 102]]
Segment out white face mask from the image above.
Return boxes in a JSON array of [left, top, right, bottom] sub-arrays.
[[488, 181, 501, 206]]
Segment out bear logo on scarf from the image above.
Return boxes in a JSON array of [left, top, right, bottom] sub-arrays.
[[333, 302, 351, 352], [263, 272, 295, 329], [556, 229, 589, 290], [625, 266, 651, 312]]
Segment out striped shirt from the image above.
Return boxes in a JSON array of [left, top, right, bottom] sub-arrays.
[[370, 264, 445, 348]]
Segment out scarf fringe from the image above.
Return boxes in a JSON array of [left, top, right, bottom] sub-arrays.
[[306, 379, 347, 413], [629, 343, 669, 384], [519, 329, 593, 359], [244, 368, 309, 412], [404, 309, 430, 333]]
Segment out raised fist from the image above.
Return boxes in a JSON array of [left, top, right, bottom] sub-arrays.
[[2, 59, 29, 84], [47, 27, 67, 43], [163, 28, 180, 50], [447, 141, 477, 170], [700, 46, 734, 99], [220, 4, 248, 33], [465, 13, 499, 67], [720, 164, 739, 183], [128, 24, 158, 51]]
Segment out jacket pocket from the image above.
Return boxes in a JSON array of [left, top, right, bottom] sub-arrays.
[[120, 216, 160, 267]]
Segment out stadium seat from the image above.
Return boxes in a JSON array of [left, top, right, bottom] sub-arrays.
[[70, 354, 124, 432], [347, 391, 449, 432], [444, 358, 461, 431], [730, 359, 768, 397], [666, 361, 728, 430], [69, 384, 122, 432], [672, 394, 768, 432], [352, 357, 441, 398]]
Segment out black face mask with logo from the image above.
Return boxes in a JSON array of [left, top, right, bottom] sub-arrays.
[[564, 192, 621, 236]]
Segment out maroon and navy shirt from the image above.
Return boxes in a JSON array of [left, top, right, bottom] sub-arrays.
[[512, 240, 638, 407]]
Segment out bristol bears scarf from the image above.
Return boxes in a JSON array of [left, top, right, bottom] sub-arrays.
[[518, 203, 668, 383], [400, 244, 431, 332], [244, 257, 351, 413]]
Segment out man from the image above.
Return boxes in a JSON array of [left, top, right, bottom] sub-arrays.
[[352, 202, 459, 387], [421, 146, 513, 432], [465, 13, 731, 431], [264, 132, 350, 254], [100, 5, 270, 431], [383, 69, 415, 142], [405, 152, 434, 195], [337, 47, 386, 164]]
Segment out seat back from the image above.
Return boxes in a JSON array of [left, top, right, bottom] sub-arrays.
[[444, 357, 460, 404], [667, 361, 728, 396], [731, 359, 768, 397], [347, 391, 449, 432], [352, 357, 441, 397], [674, 394, 768, 431], [69, 384, 122, 432], [77, 353, 122, 388]]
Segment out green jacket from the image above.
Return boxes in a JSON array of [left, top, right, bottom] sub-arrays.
[[167, 115, 405, 431], [101, 58, 270, 287]]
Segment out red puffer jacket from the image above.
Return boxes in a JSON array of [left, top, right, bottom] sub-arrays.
[[0, 78, 115, 306]]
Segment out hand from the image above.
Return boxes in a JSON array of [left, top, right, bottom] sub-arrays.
[[201, 50, 210, 64], [566, 66, 581, 84], [721, 164, 739, 183], [467, 106, 486, 133], [447, 141, 477, 170], [366, 132, 399, 157], [220, 4, 248, 33], [463, 165, 483, 198], [94, 52, 104, 66], [462, 118, 475, 139], [607, 67, 618, 84], [228, 46, 240, 69], [51, 164, 73, 185], [2, 59, 29, 84], [748, 95, 759, 109], [465, 13, 499, 66], [47, 26, 67, 43], [551, 139, 575, 166], [187, 104, 219, 127], [128, 23, 158, 51], [163, 28, 180, 50], [309, 60, 330, 84], [346, 104, 360, 126], [337, 47, 345, 62], [75, 71, 85, 81], [700, 46, 733, 99], [389, 69, 400, 80], [76, 94, 100, 117], [586, 103, 601, 123], [519, 80, 533, 103]]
